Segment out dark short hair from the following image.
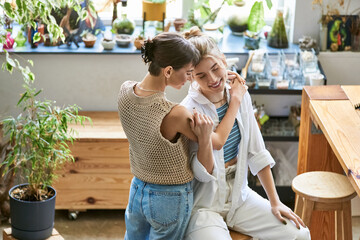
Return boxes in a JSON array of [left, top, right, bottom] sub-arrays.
[[141, 33, 200, 76]]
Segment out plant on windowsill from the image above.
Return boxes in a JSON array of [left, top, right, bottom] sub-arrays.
[[142, 0, 167, 22], [81, 29, 98, 48], [0, 1, 93, 239], [185, 0, 271, 37], [134, 31, 145, 50], [247, 0, 272, 34]]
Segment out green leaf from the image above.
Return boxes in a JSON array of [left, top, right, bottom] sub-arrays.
[[27, 60, 34, 66], [33, 33, 41, 43], [28, 72, 35, 82], [17, 92, 28, 106], [265, 0, 272, 10], [4, 2, 15, 18], [34, 89, 42, 97], [6, 57, 16, 68], [6, 63, 13, 74], [247, 1, 265, 33], [16, 0, 22, 12]]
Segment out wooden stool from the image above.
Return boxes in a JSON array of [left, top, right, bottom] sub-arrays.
[[292, 171, 357, 240], [3, 228, 64, 240], [229, 229, 252, 240]]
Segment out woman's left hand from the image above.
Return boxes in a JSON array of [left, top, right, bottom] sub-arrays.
[[227, 70, 248, 103], [271, 202, 306, 229]]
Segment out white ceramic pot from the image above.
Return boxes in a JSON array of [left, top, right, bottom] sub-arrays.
[[101, 39, 115, 50], [115, 34, 132, 48]]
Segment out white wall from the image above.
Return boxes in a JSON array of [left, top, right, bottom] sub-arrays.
[[293, 0, 360, 44]]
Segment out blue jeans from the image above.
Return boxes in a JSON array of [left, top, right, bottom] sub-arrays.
[[124, 177, 193, 240]]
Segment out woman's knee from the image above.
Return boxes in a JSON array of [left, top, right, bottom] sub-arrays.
[[295, 226, 311, 240], [184, 226, 232, 240]]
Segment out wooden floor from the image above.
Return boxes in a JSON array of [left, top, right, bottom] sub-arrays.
[[1, 210, 360, 240]]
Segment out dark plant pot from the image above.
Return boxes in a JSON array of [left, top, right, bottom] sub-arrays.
[[229, 24, 247, 34], [9, 184, 56, 240]]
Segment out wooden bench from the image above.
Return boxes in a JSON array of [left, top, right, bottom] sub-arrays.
[[229, 230, 252, 240], [53, 111, 132, 210], [3, 228, 64, 240]]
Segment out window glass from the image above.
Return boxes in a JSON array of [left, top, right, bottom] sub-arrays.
[[82, 0, 295, 26], [95, 0, 183, 22]]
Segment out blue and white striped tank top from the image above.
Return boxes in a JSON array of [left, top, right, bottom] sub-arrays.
[[216, 103, 241, 163]]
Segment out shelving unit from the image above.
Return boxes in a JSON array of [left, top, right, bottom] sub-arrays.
[[261, 116, 299, 142], [243, 60, 327, 207]]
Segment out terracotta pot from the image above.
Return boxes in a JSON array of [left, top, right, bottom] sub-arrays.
[[173, 18, 186, 32], [134, 38, 145, 50], [27, 23, 45, 44], [142, 0, 166, 21], [83, 38, 96, 48]]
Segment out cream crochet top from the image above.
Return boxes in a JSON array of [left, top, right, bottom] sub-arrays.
[[118, 81, 193, 185]]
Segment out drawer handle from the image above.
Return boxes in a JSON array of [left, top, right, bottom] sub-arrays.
[[74, 157, 80, 162], [87, 197, 96, 204], [69, 169, 78, 174]]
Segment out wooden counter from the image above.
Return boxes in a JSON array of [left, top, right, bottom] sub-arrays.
[[297, 85, 360, 239], [53, 111, 132, 210]]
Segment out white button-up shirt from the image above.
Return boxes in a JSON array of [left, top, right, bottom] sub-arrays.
[[180, 83, 275, 227]]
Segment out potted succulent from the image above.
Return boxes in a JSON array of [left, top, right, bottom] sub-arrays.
[[173, 18, 187, 32], [101, 31, 116, 50], [116, 34, 132, 48], [134, 31, 145, 50], [0, 1, 92, 239], [81, 29, 97, 48]]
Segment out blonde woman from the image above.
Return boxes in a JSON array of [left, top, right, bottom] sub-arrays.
[[181, 27, 311, 240]]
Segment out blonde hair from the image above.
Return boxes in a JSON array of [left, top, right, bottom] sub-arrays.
[[183, 26, 223, 60]]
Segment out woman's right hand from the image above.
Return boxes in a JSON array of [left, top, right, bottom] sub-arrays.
[[190, 108, 213, 144]]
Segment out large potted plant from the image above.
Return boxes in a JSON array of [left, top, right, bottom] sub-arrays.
[[142, 0, 166, 22], [0, 1, 92, 239]]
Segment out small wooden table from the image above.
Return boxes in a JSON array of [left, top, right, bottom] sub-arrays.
[[297, 85, 360, 239]]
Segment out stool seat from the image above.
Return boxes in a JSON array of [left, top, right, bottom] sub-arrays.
[[292, 171, 357, 240], [229, 230, 252, 240], [292, 171, 356, 203]]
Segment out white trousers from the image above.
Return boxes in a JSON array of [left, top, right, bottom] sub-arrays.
[[184, 167, 311, 240]]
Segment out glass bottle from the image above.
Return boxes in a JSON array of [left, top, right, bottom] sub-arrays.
[[14, 31, 27, 47], [267, 9, 288, 48], [112, 0, 135, 35]]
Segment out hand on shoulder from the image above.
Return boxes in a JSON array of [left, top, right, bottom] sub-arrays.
[[227, 70, 248, 104]]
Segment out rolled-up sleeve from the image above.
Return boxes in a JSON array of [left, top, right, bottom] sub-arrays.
[[189, 142, 217, 183], [244, 93, 275, 176], [248, 149, 275, 176]]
